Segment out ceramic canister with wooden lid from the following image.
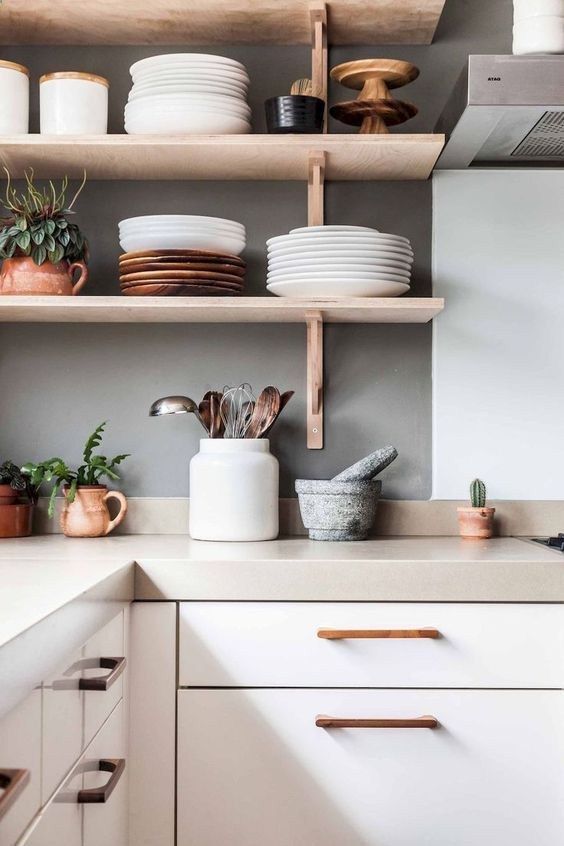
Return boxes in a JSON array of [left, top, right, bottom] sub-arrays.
[[0, 60, 29, 134], [40, 71, 109, 134]]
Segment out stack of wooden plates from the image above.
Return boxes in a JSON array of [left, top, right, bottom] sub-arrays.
[[119, 250, 246, 297]]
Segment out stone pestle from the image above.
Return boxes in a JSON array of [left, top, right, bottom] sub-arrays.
[[332, 446, 398, 483]]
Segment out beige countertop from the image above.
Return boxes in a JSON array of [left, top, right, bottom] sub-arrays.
[[0, 535, 563, 653]]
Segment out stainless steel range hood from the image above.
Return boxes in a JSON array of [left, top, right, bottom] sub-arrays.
[[435, 55, 564, 168]]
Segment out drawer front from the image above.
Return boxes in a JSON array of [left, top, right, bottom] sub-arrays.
[[82, 611, 125, 749], [42, 610, 125, 804], [82, 699, 128, 846], [179, 602, 564, 688], [0, 690, 41, 846], [177, 689, 564, 846], [24, 762, 83, 846]]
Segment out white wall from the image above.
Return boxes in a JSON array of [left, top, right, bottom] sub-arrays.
[[432, 170, 564, 500]]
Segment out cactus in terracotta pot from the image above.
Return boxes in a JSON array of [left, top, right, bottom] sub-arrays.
[[458, 478, 495, 540]]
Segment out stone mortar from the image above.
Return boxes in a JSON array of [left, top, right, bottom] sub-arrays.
[[295, 479, 382, 541]]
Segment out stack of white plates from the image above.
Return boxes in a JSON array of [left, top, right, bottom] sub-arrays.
[[266, 226, 413, 297], [125, 53, 251, 135], [118, 215, 246, 255]]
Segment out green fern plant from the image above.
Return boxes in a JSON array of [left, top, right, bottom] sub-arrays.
[[22, 422, 129, 517], [0, 168, 88, 266], [469, 478, 487, 508]]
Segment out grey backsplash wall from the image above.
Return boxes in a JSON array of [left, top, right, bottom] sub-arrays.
[[0, 0, 511, 498]]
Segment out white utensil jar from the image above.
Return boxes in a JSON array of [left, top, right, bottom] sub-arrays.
[[189, 439, 279, 542], [513, 1, 564, 53], [0, 60, 29, 134], [40, 72, 109, 134]]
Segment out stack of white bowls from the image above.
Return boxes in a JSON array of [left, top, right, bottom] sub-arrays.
[[125, 53, 251, 134], [266, 226, 413, 298], [513, 0, 564, 54], [118, 215, 246, 255]]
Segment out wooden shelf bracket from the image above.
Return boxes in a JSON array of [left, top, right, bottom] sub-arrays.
[[306, 310, 324, 449], [307, 150, 326, 226], [309, 1, 328, 132]]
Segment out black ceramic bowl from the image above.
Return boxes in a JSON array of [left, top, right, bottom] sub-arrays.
[[265, 95, 325, 134]]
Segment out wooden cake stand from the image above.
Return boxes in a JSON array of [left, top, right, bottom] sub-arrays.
[[330, 59, 419, 134]]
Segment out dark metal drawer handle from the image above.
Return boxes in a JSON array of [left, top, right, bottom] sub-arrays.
[[77, 759, 126, 804], [79, 657, 126, 691], [317, 628, 440, 639], [316, 715, 439, 729], [0, 769, 30, 820]]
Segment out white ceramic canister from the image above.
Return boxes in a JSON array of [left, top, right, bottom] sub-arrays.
[[40, 72, 109, 134], [189, 439, 279, 542], [0, 60, 29, 134]]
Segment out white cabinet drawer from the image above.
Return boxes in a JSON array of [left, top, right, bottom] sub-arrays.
[[24, 760, 83, 846], [179, 602, 564, 688], [0, 691, 41, 846], [82, 700, 128, 846], [42, 610, 126, 803], [177, 689, 564, 846]]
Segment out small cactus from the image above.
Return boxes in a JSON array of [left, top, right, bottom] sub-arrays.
[[470, 478, 486, 508]]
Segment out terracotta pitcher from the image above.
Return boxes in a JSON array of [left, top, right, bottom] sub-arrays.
[[60, 485, 127, 538], [0, 256, 88, 295]]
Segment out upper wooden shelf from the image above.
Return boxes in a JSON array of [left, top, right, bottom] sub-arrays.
[[0, 1, 447, 45], [0, 296, 444, 324], [0, 134, 445, 181]]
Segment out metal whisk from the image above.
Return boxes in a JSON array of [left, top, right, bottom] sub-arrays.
[[219, 383, 255, 439]]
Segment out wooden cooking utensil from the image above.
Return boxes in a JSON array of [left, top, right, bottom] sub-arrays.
[[246, 386, 281, 439], [330, 58, 419, 134], [198, 397, 212, 434], [261, 389, 295, 437], [290, 78, 314, 96]]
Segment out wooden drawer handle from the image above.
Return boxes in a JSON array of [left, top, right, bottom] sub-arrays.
[[78, 759, 126, 804], [0, 769, 30, 821], [317, 628, 440, 640], [79, 657, 127, 691], [315, 715, 439, 729]]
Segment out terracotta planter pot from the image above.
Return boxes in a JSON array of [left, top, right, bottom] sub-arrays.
[[0, 503, 33, 537], [60, 485, 127, 538], [457, 506, 496, 539], [0, 255, 88, 296], [0, 483, 18, 505]]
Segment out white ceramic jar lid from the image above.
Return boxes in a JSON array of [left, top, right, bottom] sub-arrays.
[[0, 59, 29, 76]]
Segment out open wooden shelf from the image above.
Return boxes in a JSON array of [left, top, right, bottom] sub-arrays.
[[0, 1, 447, 45], [0, 134, 445, 182], [0, 296, 444, 324]]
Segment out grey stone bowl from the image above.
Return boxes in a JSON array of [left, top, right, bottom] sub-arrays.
[[295, 479, 382, 541]]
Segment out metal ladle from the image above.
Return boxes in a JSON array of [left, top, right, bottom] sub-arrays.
[[149, 395, 209, 434]]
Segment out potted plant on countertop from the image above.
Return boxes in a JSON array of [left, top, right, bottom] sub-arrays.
[[0, 168, 89, 296], [0, 459, 38, 538], [457, 478, 495, 539], [23, 422, 130, 538]]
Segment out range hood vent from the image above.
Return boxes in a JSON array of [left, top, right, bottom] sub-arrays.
[[512, 111, 564, 158], [436, 55, 564, 168]]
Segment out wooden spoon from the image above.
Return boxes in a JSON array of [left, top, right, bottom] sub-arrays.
[[198, 395, 212, 435], [246, 386, 280, 439], [209, 391, 225, 439], [261, 390, 294, 437]]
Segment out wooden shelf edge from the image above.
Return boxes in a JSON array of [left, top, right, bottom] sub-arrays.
[[0, 296, 444, 324], [0, 134, 446, 181]]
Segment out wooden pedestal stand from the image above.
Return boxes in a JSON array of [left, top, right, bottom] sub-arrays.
[[330, 59, 419, 134]]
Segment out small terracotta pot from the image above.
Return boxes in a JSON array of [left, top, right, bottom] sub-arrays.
[[0, 255, 88, 296], [0, 503, 33, 538], [60, 485, 127, 538], [0, 483, 19, 506], [457, 506, 496, 539]]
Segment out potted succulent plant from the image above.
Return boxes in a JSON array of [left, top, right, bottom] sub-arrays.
[[457, 478, 495, 539], [23, 422, 130, 538], [0, 459, 38, 538], [0, 168, 89, 296]]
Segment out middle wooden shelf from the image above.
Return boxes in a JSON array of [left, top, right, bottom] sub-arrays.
[[0, 134, 445, 181]]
